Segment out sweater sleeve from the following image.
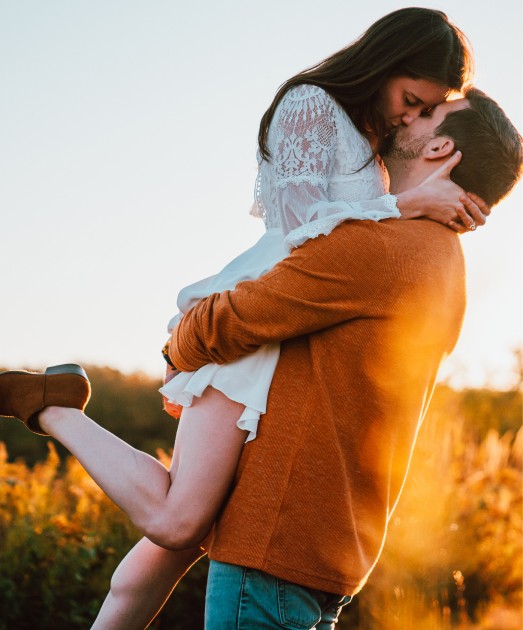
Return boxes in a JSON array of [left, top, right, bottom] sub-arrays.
[[171, 223, 387, 372]]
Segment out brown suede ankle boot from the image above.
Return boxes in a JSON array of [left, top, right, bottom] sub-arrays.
[[0, 364, 91, 435]]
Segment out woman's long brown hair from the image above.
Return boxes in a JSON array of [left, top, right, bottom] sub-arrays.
[[258, 8, 473, 162]]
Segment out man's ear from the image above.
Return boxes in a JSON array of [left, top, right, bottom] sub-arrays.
[[423, 136, 456, 160]]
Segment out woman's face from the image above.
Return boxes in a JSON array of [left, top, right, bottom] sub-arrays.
[[379, 76, 451, 130]]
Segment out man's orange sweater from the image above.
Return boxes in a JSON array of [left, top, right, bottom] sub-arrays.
[[171, 218, 466, 596]]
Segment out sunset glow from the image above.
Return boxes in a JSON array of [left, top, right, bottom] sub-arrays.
[[1, 1, 521, 387]]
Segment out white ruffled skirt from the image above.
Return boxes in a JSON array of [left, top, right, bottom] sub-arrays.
[[159, 228, 287, 441]]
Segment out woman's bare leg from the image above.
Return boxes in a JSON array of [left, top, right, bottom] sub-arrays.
[[92, 428, 212, 630], [90, 384, 231, 630], [92, 537, 205, 630], [39, 387, 247, 547]]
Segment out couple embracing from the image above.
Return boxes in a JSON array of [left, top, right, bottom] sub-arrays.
[[1, 8, 522, 629]]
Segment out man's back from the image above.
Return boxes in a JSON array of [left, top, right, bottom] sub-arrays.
[[199, 218, 466, 595]]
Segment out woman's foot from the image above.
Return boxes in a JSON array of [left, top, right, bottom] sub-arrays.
[[0, 364, 91, 435]]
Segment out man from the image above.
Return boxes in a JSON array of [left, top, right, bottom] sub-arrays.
[[1, 89, 521, 628], [167, 89, 522, 627]]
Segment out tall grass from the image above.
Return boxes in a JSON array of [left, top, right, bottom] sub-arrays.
[[0, 383, 521, 628], [341, 415, 522, 629], [0, 442, 138, 628]]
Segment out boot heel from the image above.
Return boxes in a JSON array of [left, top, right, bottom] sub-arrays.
[[45, 364, 89, 381]]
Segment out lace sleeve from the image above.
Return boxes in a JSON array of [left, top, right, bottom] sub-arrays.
[[280, 186, 400, 249], [270, 85, 400, 250]]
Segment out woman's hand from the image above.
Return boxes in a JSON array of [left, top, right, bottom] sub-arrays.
[[396, 152, 490, 232], [448, 191, 490, 233]]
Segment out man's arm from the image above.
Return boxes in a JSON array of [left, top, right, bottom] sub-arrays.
[[171, 222, 387, 372]]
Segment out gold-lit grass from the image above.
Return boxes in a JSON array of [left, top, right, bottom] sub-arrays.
[[0, 388, 521, 628]]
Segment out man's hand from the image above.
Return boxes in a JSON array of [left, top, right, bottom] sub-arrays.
[[162, 364, 183, 419]]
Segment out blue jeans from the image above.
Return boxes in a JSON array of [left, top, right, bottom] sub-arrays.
[[205, 560, 352, 629]]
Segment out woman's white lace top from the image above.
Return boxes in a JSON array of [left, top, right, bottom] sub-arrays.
[[163, 84, 402, 442], [250, 84, 400, 249]]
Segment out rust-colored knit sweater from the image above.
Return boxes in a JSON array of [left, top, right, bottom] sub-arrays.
[[171, 218, 466, 596]]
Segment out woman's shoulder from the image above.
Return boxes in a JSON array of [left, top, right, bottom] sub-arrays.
[[283, 83, 335, 107], [276, 83, 340, 125]]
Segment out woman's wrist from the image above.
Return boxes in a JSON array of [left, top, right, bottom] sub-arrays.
[[395, 189, 423, 220]]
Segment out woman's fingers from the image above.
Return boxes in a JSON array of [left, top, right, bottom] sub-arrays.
[[454, 203, 476, 230], [461, 195, 484, 226], [435, 150, 462, 178], [458, 193, 489, 230], [449, 192, 490, 233], [417, 151, 490, 234], [447, 220, 469, 234], [467, 192, 491, 218]]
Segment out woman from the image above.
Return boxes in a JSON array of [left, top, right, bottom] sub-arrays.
[[0, 8, 488, 628]]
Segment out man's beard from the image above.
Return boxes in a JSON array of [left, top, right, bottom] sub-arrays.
[[382, 128, 433, 160]]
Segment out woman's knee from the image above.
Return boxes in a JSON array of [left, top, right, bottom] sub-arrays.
[[109, 561, 144, 600], [145, 513, 212, 550]]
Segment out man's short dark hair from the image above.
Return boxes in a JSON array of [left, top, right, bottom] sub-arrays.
[[435, 88, 523, 206]]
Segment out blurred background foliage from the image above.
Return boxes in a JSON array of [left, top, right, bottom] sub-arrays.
[[0, 364, 521, 629]]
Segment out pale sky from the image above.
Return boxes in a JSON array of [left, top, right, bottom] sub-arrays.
[[1, 0, 522, 388]]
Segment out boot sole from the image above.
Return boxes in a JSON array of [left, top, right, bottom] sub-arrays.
[[0, 365, 89, 382], [45, 364, 89, 381], [29, 365, 90, 435], [0, 364, 90, 436]]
